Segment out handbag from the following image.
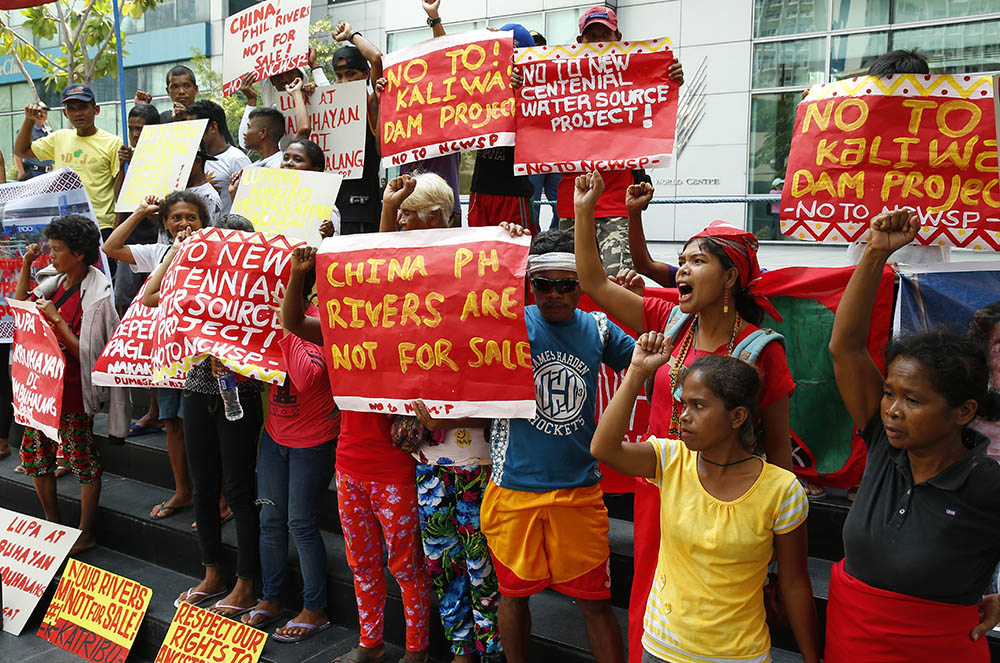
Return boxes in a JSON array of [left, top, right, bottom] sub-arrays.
[[388, 415, 446, 454]]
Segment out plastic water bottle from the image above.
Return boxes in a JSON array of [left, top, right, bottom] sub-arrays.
[[217, 371, 244, 421]]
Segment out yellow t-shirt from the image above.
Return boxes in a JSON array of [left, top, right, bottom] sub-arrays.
[[642, 436, 807, 663], [31, 128, 122, 229]]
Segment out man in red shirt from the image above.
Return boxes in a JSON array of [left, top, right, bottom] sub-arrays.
[[556, 7, 684, 276]]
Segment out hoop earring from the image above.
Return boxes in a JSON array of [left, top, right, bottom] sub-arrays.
[[723, 290, 730, 315]]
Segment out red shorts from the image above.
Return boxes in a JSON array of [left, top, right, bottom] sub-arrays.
[[480, 482, 611, 600], [468, 193, 534, 233]]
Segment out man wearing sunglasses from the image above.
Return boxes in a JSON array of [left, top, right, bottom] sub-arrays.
[[480, 230, 635, 663]]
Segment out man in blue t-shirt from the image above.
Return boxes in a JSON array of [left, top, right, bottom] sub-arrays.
[[481, 230, 634, 663]]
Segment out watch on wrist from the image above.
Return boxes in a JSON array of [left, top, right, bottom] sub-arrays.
[[426, 16, 441, 27], [349, 31, 362, 41]]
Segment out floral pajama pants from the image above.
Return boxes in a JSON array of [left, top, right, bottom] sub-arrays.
[[416, 464, 502, 662], [336, 470, 431, 652]]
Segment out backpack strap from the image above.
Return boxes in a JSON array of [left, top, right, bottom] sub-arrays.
[[731, 328, 785, 366], [662, 306, 691, 341]]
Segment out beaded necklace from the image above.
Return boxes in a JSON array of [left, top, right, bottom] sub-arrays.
[[668, 311, 743, 436]]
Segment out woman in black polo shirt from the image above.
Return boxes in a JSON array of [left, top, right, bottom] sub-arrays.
[[827, 209, 1000, 662]]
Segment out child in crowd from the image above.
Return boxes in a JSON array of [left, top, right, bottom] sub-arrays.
[[181, 100, 251, 215], [14, 215, 129, 554], [242, 106, 287, 169], [592, 346, 819, 663], [142, 216, 264, 618], [379, 171, 504, 663], [14, 101, 52, 180], [240, 245, 340, 642], [134, 64, 200, 123], [14, 84, 122, 240], [103, 191, 212, 521], [480, 228, 634, 663]]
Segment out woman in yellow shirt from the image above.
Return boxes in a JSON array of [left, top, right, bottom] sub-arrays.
[[592, 334, 820, 663]]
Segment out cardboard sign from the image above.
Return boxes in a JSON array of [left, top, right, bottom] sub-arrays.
[[222, 0, 310, 97], [780, 74, 1000, 250], [154, 601, 267, 663], [277, 81, 368, 179], [38, 559, 151, 663], [153, 228, 304, 385], [513, 39, 678, 175], [115, 119, 209, 213], [92, 277, 186, 389], [230, 168, 342, 246], [316, 226, 535, 418], [9, 298, 64, 441], [380, 30, 516, 167], [0, 508, 79, 635], [0, 169, 110, 341]]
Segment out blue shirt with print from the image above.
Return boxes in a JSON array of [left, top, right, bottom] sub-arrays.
[[490, 305, 634, 492]]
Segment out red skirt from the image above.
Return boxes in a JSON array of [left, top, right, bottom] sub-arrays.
[[825, 559, 988, 663]]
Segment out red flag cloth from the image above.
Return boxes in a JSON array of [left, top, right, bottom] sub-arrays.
[[825, 559, 988, 663], [0, 1, 55, 8]]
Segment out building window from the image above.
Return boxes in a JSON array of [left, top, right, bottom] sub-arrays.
[[892, 19, 1000, 72], [832, 0, 890, 30], [830, 30, 888, 79], [753, 0, 829, 38], [748, 92, 801, 239], [752, 38, 826, 88]]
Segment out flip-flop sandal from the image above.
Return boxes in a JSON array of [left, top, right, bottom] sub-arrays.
[[14, 464, 25, 474], [208, 601, 255, 618], [333, 648, 386, 663], [54, 466, 70, 478], [173, 588, 227, 609], [129, 423, 164, 436], [220, 512, 234, 525], [241, 608, 283, 629], [271, 620, 332, 643], [150, 501, 191, 520]]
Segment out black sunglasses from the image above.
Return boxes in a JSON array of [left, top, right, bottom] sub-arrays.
[[530, 277, 579, 294]]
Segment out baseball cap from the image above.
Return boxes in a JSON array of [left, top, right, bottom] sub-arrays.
[[332, 45, 370, 73], [500, 23, 534, 49], [529, 30, 547, 46], [579, 6, 619, 34], [62, 83, 95, 104]]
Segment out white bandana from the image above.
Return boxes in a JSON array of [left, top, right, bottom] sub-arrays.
[[526, 252, 577, 275]]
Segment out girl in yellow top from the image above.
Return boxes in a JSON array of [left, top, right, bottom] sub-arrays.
[[592, 333, 820, 663]]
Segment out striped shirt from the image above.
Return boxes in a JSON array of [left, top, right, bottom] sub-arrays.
[[642, 436, 807, 663]]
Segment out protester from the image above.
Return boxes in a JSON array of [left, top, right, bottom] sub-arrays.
[[555, 6, 684, 276], [573, 171, 795, 663], [135, 65, 200, 123], [481, 228, 634, 663], [241, 106, 287, 169], [141, 219, 264, 617], [593, 346, 819, 663], [181, 100, 250, 215], [14, 101, 52, 179], [14, 215, 129, 554], [237, 245, 339, 642], [467, 23, 536, 233], [379, 171, 503, 663], [969, 302, 1000, 460], [103, 191, 214, 520], [14, 85, 123, 239], [827, 209, 1000, 662], [329, 22, 385, 235]]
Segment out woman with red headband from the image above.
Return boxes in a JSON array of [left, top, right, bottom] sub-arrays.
[[573, 172, 799, 663]]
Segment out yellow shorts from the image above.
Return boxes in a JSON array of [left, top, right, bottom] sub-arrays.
[[480, 481, 611, 600]]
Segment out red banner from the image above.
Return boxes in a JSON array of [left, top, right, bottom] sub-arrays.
[[513, 39, 678, 175], [8, 298, 64, 441], [316, 227, 535, 418], [780, 74, 1000, 250], [379, 30, 515, 168], [93, 278, 186, 389], [153, 229, 304, 386]]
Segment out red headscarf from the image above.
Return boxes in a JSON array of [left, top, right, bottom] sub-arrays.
[[691, 221, 782, 322]]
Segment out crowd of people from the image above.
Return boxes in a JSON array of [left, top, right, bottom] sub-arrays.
[[2, 2, 1000, 663]]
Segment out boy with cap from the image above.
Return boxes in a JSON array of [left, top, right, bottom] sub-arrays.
[[15, 84, 123, 238], [480, 229, 634, 663], [555, 6, 684, 276]]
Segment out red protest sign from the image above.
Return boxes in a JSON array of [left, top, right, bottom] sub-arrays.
[[316, 227, 535, 419], [380, 30, 515, 168], [513, 39, 678, 175], [222, 0, 310, 97], [93, 278, 186, 389], [780, 74, 1000, 250], [153, 229, 305, 385], [8, 298, 64, 442], [38, 559, 151, 663]]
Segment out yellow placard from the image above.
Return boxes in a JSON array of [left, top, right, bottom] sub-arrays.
[[230, 166, 342, 246], [115, 119, 209, 212], [155, 601, 267, 663]]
